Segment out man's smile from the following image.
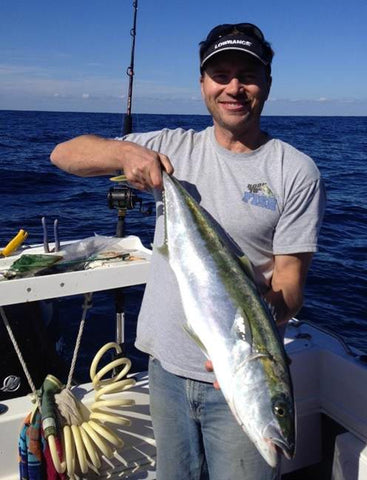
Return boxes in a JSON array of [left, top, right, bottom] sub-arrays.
[[218, 99, 250, 112]]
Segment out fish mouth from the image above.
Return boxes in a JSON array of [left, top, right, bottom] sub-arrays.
[[263, 423, 295, 460], [270, 438, 294, 460]]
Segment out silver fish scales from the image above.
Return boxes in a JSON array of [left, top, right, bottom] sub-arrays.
[[157, 172, 295, 467]]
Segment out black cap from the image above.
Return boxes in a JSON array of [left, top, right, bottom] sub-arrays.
[[200, 23, 273, 69]]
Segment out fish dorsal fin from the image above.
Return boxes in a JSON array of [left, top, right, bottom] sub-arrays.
[[238, 255, 255, 281], [263, 298, 277, 321], [231, 308, 252, 345], [182, 323, 210, 359]]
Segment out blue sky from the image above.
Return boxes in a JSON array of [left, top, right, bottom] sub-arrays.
[[1, 0, 366, 116]]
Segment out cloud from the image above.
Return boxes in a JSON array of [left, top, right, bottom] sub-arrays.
[[0, 61, 365, 116], [0, 64, 42, 76], [263, 97, 367, 116]]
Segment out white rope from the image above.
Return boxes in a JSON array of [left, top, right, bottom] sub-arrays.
[[0, 306, 41, 410], [0, 293, 93, 405], [66, 292, 93, 389]]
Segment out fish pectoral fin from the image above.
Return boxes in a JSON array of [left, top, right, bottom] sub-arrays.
[[247, 350, 273, 362], [182, 323, 209, 358]]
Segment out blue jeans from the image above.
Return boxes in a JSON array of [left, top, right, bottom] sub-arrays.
[[149, 357, 279, 480]]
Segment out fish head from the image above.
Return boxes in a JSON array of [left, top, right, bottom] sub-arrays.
[[231, 355, 295, 467], [264, 392, 295, 460]]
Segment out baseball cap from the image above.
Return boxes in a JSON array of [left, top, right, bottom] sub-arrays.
[[200, 23, 273, 69]]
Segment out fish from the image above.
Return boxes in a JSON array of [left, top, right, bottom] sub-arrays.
[[157, 171, 295, 468]]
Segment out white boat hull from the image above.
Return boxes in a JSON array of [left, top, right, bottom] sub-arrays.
[[2, 321, 367, 479]]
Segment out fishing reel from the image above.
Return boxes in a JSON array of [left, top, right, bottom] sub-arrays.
[[108, 184, 139, 211], [108, 184, 152, 238], [108, 184, 152, 215]]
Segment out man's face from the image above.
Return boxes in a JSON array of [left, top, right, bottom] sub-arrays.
[[200, 51, 271, 137]]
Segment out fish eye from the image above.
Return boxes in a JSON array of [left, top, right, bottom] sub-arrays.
[[273, 401, 288, 418]]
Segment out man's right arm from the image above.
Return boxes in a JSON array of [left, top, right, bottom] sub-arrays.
[[50, 134, 173, 190]]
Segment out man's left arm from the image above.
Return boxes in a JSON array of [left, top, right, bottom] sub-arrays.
[[264, 252, 314, 326]]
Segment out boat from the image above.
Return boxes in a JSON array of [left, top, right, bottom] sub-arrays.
[[0, 236, 156, 480], [1, 1, 366, 475], [0, 234, 366, 480]]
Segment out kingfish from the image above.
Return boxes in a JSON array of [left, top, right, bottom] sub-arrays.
[[158, 172, 295, 467]]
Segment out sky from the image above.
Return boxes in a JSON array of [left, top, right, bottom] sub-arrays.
[[0, 0, 366, 116]]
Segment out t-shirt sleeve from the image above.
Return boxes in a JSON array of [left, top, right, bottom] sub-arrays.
[[273, 178, 326, 254], [115, 128, 191, 154], [115, 130, 166, 149]]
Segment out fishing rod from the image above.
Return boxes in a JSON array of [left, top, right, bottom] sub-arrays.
[[108, 0, 140, 359], [108, 0, 139, 238], [123, 0, 138, 137]]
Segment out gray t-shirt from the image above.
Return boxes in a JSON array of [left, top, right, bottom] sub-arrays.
[[121, 126, 325, 382]]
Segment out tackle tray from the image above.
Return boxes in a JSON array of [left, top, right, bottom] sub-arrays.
[[0, 236, 151, 306]]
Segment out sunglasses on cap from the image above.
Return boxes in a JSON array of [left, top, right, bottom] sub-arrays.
[[204, 23, 266, 45]]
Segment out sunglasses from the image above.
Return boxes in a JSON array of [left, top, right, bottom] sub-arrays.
[[204, 23, 266, 45]]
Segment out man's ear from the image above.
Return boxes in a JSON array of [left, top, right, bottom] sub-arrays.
[[200, 74, 205, 97], [267, 75, 272, 93], [264, 75, 272, 101]]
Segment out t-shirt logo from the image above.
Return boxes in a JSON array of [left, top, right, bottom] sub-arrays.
[[242, 183, 277, 211]]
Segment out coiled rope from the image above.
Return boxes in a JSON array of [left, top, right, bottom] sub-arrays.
[[1, 294, 136, 478]]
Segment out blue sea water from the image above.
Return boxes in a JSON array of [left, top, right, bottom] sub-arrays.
[[0, 110, 366, 381]]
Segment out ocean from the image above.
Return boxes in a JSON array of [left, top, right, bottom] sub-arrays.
[[0, 110, 366, 383]]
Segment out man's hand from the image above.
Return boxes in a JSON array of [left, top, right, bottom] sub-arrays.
[[122, 141, 174, 191], [205, 360, 221, 390]]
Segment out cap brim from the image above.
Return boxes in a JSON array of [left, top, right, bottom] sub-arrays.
[[201, 47, 267, 68]]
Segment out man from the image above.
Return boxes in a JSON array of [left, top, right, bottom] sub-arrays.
[[51, 23, 325, 480]]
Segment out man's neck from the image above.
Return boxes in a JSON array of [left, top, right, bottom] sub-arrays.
[[214, 125, 269, 153]]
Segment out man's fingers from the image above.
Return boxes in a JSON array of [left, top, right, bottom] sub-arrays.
[[205, 360, 213, 372], [159, 153, 174, 175], [205, 360, 220, 390], [148, 153, 174, 189]]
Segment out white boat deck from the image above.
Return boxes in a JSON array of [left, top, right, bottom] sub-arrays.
[[1, 236, 367, 479], [0, 373, 156, 480], [0, 236, 155, 479]]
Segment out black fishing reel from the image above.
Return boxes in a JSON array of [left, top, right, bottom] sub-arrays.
[[108, 184, 152, 214], [108, 184, 152, 237], [108, 184, 139, 211]]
